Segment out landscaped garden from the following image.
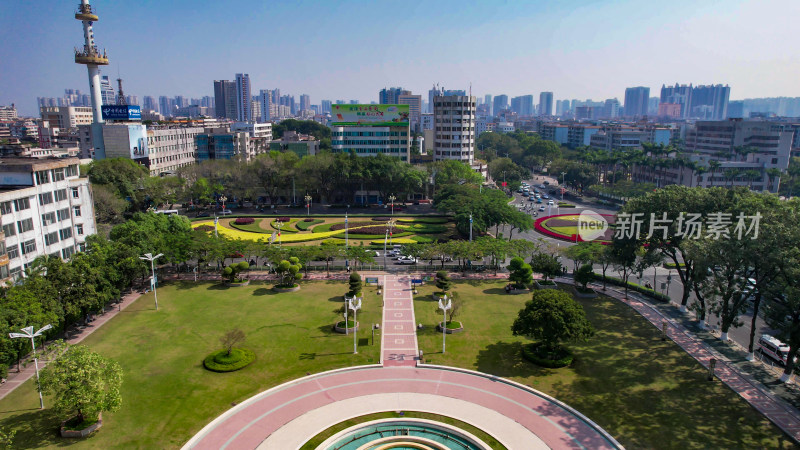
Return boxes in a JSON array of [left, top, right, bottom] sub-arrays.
[[411, 281, 793, 449], [0, 281, 381, 449], [192, 215, 454, 246], [534, 213, 616, 243]]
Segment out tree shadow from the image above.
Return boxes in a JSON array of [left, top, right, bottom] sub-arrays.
[[252, 288, 277, 296], [483, 288, 507, 295], [328, 295, 345, 303], [476, 341, 552, 378], [299, 351, 352, 360], [0, 408, 83, 448], [206, 283, 230, 291]]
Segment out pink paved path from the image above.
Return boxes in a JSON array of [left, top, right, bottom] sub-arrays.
[[381, 275, 419, 367], [184, 366, 619, 449], [563, 277, 800, 443]]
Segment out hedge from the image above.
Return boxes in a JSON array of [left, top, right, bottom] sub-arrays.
[[234, 217, 255, 225], [203, 348, 255, 372], [409, 224, 448, 234], [410, 235, 435, 244], [396, 217, 449, 224], [320, 239, 347, 245], [663, 262, 685, 269], [370, 238, 417, 245], [296, 219, 324, 231], [590, 273, 671, 303], [229, 220, 269, 233], [521, 342, 573, 368], [271, 219, 299, 233]]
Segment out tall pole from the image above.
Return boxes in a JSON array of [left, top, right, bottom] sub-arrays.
[[345, 212, 349, 249], [561, 171, 566, 201], [383, 228, 388, 269], [469, 214, 473, 242], [353, 304, 358, 354], [31, 336, 43, 409], [438, 296, 451, 354], [151, 258, 158, 310], [343, 296, 349, 335], [9, 324, 52, 409]]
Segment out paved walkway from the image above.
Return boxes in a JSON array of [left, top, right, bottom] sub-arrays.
[[556, 277, 800, 443], [0, 289, 144, 402], [380, 275, 418, 366]]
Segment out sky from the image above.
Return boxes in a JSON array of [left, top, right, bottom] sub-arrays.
[[2, 0, 800, 116]]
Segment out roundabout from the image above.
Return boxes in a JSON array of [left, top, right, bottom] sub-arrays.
[[534, 213, 616, 244]]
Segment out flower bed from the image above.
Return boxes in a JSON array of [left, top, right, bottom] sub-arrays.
[[534, 214, 615, 244], [296, 219, 324, 231], [234, 217, 255, 225]]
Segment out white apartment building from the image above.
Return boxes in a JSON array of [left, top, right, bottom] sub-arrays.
[[146, 126, 203, 176], [0, 157, 97, 281], [40, 106, 94, 129], [433, 95, 476, 164], [231, 122, 273, 140], [330, 125, 410, 161]]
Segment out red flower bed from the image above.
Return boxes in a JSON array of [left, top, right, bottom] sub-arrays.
[[277, 217, 291, 222], [533, 214, 615, 244], [303, 218, 315, 222], [234, 217, 255, 225], [329, 221, 374, 231]]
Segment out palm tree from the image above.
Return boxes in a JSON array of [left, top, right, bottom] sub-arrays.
[[708, 160, 721, 187], [723, 168, 738, 188], [766, 167, 782, 193]]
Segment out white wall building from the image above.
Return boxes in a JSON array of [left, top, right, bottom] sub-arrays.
[[0, 157, 96, 281], [231, 122, 273, 139], [433, 94, 476, 164], [40, 106, 94, 129], [146, 126, 203, 176]]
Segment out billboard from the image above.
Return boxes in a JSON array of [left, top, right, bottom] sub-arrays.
[[101, 105, 142, 121], [331, 104, 409, 126]]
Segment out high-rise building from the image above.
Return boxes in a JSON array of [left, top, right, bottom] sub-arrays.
[[433, 93, 476, 164], [510, 95, 534, 116], [379, 87, 405, 104], [299, 94, 311, 112], [397, 93, 422, 132], [602, 98, 621, 119], [259, 90, 272, 122], [556, 99, 570, 117], [623, 87, 650, 117], [727, 101, 745, 119], [235, 73, 252, 122], [213, 80, 236, 119], [660, 84, 693, 119], [142, 96, 156, 111], [0, 105, 18, 121], [158, 96, 172, 117], [321, 100, 332, 114], [690, 84, 730, 120], [538, 92, 553, 116], [100, 75, 115, 105], [484, 95, 493, 117], [493, 95, 508, 116]]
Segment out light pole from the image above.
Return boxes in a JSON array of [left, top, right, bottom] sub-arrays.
[[349, 296, 362, 354], [219, 195, 227, 212], [388, 194, 396, 216], [139, 252, 163, 310], [345, 211, 349, 249], [561, 172, 567, 201], [469, 214, 473, 242], [343, 295, 351, 335], [666, 274, 672, 297], [438, 296, 451, 353], [275, 220, 284, 246], [9, 324, 53, 409], [304, 194, 312, 216]]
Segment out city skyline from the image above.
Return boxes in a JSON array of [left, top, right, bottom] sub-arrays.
[[3, 0, 800, 115]]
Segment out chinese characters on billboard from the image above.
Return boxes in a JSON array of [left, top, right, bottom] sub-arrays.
[[331, 104, 409, 126]]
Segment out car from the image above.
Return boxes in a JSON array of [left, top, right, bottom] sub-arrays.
[[535, 193, 541, 198], [542, 194, 549, 199], [226, 252, 244, 259], [539, 206, 546, 211], [529, 196, 536, 202], [396, 256, 417, 265], [548, 200, 555, 205], [195, 212, 210, 218], [220, 209, 233, 215], [536, 199, 543, 203], [543, 181, 550, 185], [517, 188, 524, 193], [534, 189, 539, 193], [373, 251, 381, 257]]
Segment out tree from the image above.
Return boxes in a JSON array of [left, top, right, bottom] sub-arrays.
[[562, 242, 604, 274], [447, 291, 463, 323], [39, 342, 122, 424], [435, 270, 451, 293], [220, 329, 246, 356], [529, 252, 562, 282], [348, 272, 362, 297], [511, 290, 594, 351], [608, 239, 638, 299], [574, 264, 594, 290], [92, 184, 128, 226], [275, 257, 302, 287], [221, 261, 249, 283], [507, 257, 533, 288]]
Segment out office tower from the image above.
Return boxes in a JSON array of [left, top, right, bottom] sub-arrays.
[[602, 98, 621, 118], [433, 92, 476, 164], [493, 95, 508, 115], [100, 75, 115, 105], [397, 93, 422, 132], [690, 84, 730, 120], [142, 96, 156, 111], [556, 99, 570, 116], [660, 84, 693, 118], [214, 80, 237, 119], [538, 92, 553, 116], [235, 73, 252, 122], [484, 95, 493, 116], [258, 90, 272, 122], [158, 96, 172, 117], [321, 100, 332, 114], [299, 94, 310, 112], [624, 87, 650, 117], [379, 87, 405, 104], [511, 95, 534, 116]]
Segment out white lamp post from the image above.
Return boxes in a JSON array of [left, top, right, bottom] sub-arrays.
[[343, 295, 351, 335], [275, 220, 284, 246], [388, 194, 396, 216], [9, 324, 53, 409], [349, 297, 362, 354], [304, 194, 312, 216], [139, 252, 163, 310], [438, 295, 452, 354], [469, 214, 473, 242]]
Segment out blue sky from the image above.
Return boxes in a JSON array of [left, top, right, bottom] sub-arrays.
[[2, 0, 799, 116]]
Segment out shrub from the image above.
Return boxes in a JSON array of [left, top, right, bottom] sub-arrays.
[[195, 225, 214, 232], [277, 217, 291, 222], [303, 218, 314, 222], [372, 217, 392, 222], [234, 217, 255, 225], [203, 348, 255, 372], [276, 257, 302, 287], [410, 235, 434, 244], [296, 219, 324, 231], [221, 261, 249, 283], [590, 273, 671, 302], [348, 272, 362, 297], [521, 342, 574, 368], [507, 257, 533, 288], [435, 271, 451, 293]]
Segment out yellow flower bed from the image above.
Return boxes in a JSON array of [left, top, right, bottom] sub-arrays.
[[193, 221, 347, 242], [370, 238, 417, 245]]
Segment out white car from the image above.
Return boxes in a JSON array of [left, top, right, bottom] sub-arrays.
[[538, 206, 546, 212], [220, 209, 233, 215], [396, 256, 417, 265], [373, 251, 381, 257], [547, 200, 555, 205]]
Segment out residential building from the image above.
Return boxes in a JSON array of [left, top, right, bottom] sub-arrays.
[[727, 101, 745, 119], [259, 90, 272, 122], [660, 83, 693, 118], [420, 113, 434, 131], [689, 84, 730, 120], [40, 106, 94, 129], [269, 131, 319, 158], [0, 106, 17, 121], [602, 99, 621, 119], [142, 96, 157, 112], [539, 124, 569, 145], [299, 94, 311, 112], [379, 87, 405, 104], [589, 125, 671, 151], [539, 92, 554, 116], [321, 100, 332, 114], [196, 127, 267, 161], [567, 125, 601, 148], [159, 96, 173, 117], [146, 126, 203, 176], [214, 80, 237, 120], [397, 93, 422, 132], [0, 157, 96, 281], [100, 75, 115, 106], [484, 95, 493, 117], [556, 99, 570, 117], [493, 95, 508, 116], [231, 122, 272, 139], [658, 103, 682, 119], [433, 94, 476, 164], [511, 95, 534, 117], [235, 74, 252, 122], [623, 87, 650, 117], [330, 104, 411, 162]]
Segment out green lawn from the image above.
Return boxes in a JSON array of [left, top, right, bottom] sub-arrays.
[[413, 281, 794, 449], [0, 281, 381, 449]]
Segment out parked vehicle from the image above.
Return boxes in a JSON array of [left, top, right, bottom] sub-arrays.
[[758, 334, 790, 365], [548, 200, 555, 205], [220, 209, 233, 215], [396, 256, 417, 265], [538, 206, 546, 211]]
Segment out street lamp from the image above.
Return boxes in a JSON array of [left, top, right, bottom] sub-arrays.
[[219, 195, 227, 212], [304, 194, 312, 216], [139, 252, 163, 310], [388, 194, 397, 216], [349, 296, 362, 354], [275, 220, 284, 246], [438, 296, 452, 353], [561, 172, 567, 201], [9, 324, 53, 409]]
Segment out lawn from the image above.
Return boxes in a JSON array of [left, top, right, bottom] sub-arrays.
[[0, 281, 382, 449], [412, 281, 794, 449]]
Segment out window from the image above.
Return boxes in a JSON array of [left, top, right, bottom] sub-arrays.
[[59, 227, 73, 240], [34, 170, 50, 185], [13, 197, 30, 211], [42, 212, 56, 226], [52, 168, 65, 182], [73, 206, 81, 217], [62, 247, 75, 259], [3, 223, 16, 237], [76, 224, 84, 235], [57, 208, 70, 221], [0, 265, 8, 280], [9, 266, 21, 278], [72, 188, 79, 199], [0, 201, 12, 215], [54, 189, 68, 202], [7, 245, 19, 260], [66, 165, 78, 177], [78, 242, 86, 252], [16, 218, 33, 233], [45, 231, 59, 246], [21, 239, 36, 255], [38, 192, 53, 206]]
